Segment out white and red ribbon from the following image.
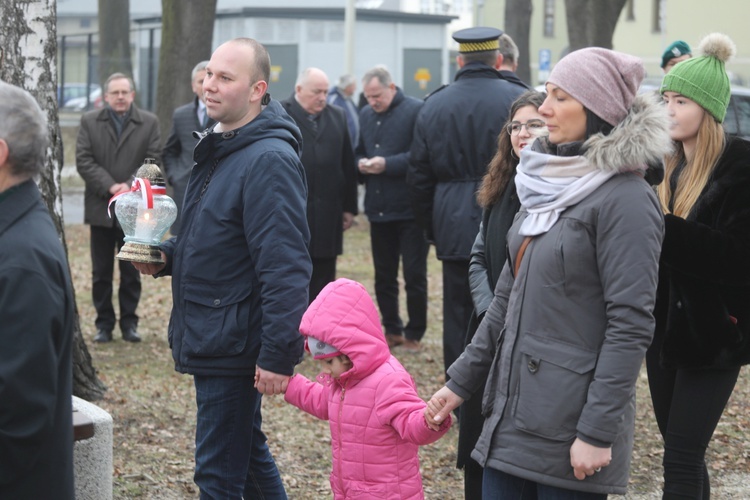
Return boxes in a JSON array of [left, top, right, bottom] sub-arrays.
[[107, 178, 167, 218]]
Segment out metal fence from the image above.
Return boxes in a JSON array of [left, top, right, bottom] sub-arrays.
[[57, 26, 162, 113]]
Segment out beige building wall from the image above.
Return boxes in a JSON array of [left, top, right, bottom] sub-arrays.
[[478, 0, 750, 87]]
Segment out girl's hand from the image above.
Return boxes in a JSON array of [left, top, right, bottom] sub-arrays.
[[425, 386, 463, 428], [424, 398, 447, 431]]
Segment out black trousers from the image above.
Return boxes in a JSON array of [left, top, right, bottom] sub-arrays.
[[646, 343, 740, 499], [90, 225, 141, 332], [441, 259, 474, 377], [310, 256, 336, 304], [370, 220, 429, 341]]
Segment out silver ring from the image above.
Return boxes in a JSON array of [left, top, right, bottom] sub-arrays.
[[595, 467, 601, 472]]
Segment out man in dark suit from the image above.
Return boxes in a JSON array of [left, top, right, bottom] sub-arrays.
[[162, 60, 215, 235], [76, 72, 161, 343], [281, 68, 358, 302]]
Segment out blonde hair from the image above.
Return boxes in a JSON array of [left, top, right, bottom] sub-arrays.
[[657, 112, 725, 217]]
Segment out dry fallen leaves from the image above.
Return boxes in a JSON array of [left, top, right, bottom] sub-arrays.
[[65, 222, 750, 499]]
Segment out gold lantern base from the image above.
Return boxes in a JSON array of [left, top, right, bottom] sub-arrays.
[[116, 242, 164, 264]]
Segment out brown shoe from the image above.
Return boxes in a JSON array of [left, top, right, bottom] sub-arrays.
[[402, 339, 421, 352], [386, 333, 404, 348]]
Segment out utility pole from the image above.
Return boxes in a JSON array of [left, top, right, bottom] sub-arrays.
[[345, 0, 356, 74]]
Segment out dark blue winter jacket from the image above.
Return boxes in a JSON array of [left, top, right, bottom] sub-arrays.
[[356, 88, 423, 222], [160, 100, 311, 377]]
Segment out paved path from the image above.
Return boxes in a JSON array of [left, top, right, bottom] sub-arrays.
[[61, 165, 84, 225]]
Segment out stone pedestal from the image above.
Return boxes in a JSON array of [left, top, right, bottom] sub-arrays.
[[72, 396, 113, 500]]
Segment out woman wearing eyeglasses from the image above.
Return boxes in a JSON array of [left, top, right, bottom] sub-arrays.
[[426, 48, 671, 498], [458, 90, 546, 499]]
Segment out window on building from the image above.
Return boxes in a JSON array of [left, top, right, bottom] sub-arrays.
[[652, 0, 664, 33], [544, 0, 554, 38]]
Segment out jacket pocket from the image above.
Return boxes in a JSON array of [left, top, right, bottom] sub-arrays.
[[182, 281, 251, 357], [513, 333, 598, 441]]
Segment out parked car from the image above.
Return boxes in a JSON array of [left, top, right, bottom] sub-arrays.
[[723, 86, 750, 140], [640, 80, 750, 140], [57, 83, 100, 107], [62, 87, 103, 112]]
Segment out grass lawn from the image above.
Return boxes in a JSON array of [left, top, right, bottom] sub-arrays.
[[65, 218, 750, 499]]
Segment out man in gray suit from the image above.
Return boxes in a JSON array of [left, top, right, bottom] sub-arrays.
[[162, 61, 215, 235], [76, 72, 161, 343]]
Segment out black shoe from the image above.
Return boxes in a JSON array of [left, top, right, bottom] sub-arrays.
[[93, 329, 112, 343], [122, 327, 141, 343]]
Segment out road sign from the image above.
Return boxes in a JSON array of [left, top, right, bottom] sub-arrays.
[[538, 48, 551, 83]]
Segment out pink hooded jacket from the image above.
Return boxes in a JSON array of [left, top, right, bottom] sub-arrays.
[[285, 279, 451, 499]]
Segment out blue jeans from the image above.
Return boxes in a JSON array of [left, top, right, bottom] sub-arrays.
[[482, 467, 607, 500], [193, 375, 287, 500]]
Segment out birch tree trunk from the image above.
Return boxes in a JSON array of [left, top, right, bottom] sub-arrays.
[[0, 0, 107, 401]]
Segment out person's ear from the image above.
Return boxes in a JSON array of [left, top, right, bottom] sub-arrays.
[[251, 80, 269, 103], [456, 55, 465, 68], [494, 53, 504, 70], [0, 139, 9, 168]]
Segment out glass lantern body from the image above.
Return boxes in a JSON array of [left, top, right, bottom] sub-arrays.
[[114, 191, 177, 245]]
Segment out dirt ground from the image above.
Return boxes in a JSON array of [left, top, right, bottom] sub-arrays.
[[65, 220, 750, 499]]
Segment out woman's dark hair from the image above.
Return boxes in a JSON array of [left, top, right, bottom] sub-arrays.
[[477, 90, 546, 207], [584, 108, 614, 140]]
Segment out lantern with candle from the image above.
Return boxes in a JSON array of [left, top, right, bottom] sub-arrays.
[[111, 158, 177, 264]]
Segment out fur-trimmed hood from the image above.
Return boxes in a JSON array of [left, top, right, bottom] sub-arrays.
[[535, 93, 673, 176]]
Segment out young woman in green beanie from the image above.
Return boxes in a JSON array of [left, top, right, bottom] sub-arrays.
[[648, 33, 750, 498]]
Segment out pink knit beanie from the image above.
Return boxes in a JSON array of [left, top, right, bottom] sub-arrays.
[[547, 47, 645, 126]]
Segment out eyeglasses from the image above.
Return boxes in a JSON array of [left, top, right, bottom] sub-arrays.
[[507, 119, 546, 136]]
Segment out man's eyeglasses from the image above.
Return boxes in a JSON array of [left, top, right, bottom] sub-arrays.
[[506, 119, 546, 136]]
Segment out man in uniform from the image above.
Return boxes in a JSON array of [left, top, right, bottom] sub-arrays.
[[408, 27, 524, 377]]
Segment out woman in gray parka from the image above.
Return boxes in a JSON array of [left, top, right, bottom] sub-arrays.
[[425, 48, 671, 498]]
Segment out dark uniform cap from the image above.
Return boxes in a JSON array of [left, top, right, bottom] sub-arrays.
[[453, 27, 504, 53], [661, 40, 692, 68]]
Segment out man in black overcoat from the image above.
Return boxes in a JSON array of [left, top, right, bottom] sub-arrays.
[[0, 80, 75, 500], [282, 68, 358, 302]]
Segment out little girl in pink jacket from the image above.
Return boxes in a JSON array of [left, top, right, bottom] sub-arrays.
[[284, 278, 452, 499]]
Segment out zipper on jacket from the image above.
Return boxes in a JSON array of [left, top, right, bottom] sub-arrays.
[[337, 385, 347, 494]]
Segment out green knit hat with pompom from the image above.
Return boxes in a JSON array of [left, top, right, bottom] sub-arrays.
[[660, 33, 736, 123]]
